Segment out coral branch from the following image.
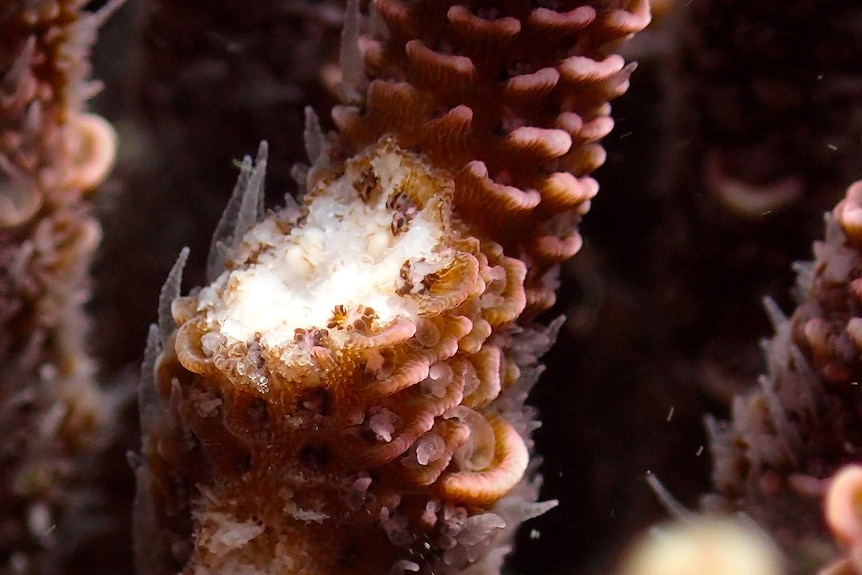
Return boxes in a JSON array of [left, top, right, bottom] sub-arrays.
[[134, 1, 648, 574], [0, 1, 118, 572], [706, 180, 862, 571], [334, 0, 649, 315]]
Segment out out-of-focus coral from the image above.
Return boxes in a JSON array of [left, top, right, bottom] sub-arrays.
[[133, 1, 649, 574], [619, 518, 784, 575], [0, 1, 118, 573], [821, 465, 862, 575], [705, 180, 862, 572]]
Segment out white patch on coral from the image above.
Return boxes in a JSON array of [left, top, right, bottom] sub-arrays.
[[196, 143, 451, 350]]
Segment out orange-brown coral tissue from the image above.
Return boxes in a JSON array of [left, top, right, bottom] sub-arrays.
[[333, 0, 650, 315], [139, 137, 559, 575], [135, 1, 649, 574], [821, 465, 862, 575]]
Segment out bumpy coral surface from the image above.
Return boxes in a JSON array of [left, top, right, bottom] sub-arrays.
[[1, 1, 118, 572], [334, 0, 649, 315], [0, 0, 115, 227], [706, 180, 862, 571], [140, 139, 557, 575], [136, 1, 648, 574]]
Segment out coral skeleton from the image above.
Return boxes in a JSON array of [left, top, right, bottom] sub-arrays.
[[0, 0, 119, 572], [134, 1, 649, 574]]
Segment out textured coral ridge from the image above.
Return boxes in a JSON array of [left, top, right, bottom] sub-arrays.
[[0, 0, 117, 572], [142, 138, 557, 575], [706, 180, 862, 568], [334, 0, 650, 315]]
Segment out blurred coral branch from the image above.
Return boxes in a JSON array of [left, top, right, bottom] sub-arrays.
[[705, 180, 862, 573], [0, 1, 118, 572]]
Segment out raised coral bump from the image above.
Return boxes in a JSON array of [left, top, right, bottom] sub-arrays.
[[437, 413, 529, 507], [62, 112, 118, 192], [138, 0, 650, 571]]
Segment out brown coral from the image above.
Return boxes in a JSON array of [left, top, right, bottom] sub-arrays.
[[135, 2, 648, 574], [0, 1, 118, 572], [139, 139, 556, 575], [334, 0, 649, 315]]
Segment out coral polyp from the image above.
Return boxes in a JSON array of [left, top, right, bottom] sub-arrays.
[[139, 138, 557, 575]]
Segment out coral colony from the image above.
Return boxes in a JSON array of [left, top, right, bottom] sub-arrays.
[[135, 1, 649, 574], [8, 0, 862, 575]]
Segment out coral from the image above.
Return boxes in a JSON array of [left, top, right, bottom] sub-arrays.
[[821, 465, 862, 575], [0, 0, 119, 573], [133, 1, 649, 574], [705, 180, 862, 572], [24, 1, 862, 574], [94, 0, 346, 373], [139, 139, 559, 575], [333, 0, 649, 315]]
